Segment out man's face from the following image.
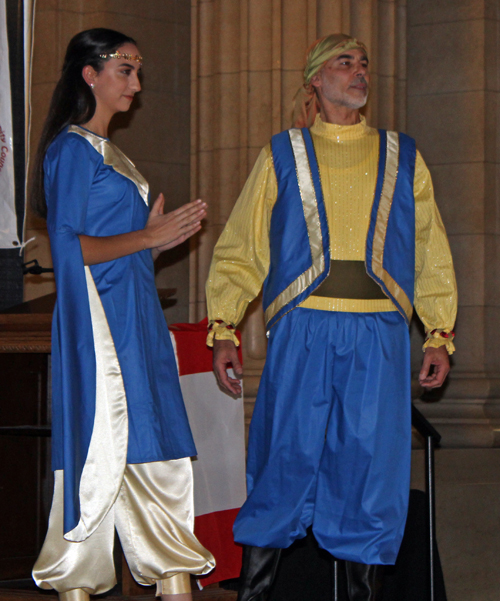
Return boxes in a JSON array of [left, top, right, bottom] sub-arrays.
[[310, 48, 370, 110]]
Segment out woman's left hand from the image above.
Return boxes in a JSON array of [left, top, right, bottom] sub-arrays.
[[150, 195, 207, 259], [79, 195, 207, 265]]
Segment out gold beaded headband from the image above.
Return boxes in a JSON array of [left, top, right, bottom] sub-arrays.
[[99, 52, 143, 63]]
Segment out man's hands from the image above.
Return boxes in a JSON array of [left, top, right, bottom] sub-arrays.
[[213, 331, 450, 395], [419, 345, 450, 389], [147, 194, 207, 260], [213, 339, 243, 396]]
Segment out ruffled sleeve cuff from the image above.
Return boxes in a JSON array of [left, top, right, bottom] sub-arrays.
[[423, 328, 455, 355], [206, 320, 240, 348]]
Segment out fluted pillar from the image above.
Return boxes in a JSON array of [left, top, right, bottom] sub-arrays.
[[190, 0, 406, 433]]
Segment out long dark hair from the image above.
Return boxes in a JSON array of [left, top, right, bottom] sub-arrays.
[[30, 28, 136, 218]]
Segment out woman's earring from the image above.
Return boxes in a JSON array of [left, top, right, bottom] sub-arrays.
[[90, 83, 95, 89]]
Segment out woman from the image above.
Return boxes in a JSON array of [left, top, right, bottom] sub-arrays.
[[30, 28, 215, 601]]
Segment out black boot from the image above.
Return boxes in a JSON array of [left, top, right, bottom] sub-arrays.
[[237, 545, 282, 601], [345, 561, 384, 601]]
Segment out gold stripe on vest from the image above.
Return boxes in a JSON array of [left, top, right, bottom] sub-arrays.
[[264, 129, 328, 326], [371, 131, 413, 323]]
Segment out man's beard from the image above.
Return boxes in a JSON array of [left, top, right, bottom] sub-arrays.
[[340, 78, 369, 109], [324, 80, 369, 111], [343, 92, 368, 109]]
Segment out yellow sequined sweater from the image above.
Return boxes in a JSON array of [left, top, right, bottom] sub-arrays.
[[206, 115, 457, 353]]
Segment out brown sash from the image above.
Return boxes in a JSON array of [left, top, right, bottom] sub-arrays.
[[313, 260, 387, 300]]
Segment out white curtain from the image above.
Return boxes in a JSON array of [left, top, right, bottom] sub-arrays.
[[0, 0, 36, 250], [23, 0, 35, 244], [0, 0, 20, 249]]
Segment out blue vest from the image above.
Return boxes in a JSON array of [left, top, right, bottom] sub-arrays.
[[263, 128, 416, 329]]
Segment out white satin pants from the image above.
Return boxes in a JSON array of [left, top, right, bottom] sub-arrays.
[[33, 459, 215, 596]]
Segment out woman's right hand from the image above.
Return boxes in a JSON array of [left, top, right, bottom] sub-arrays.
[[145, 194, 207, 253]]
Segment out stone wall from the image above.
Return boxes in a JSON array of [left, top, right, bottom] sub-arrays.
[[24, 0, 192, 324], [406, 3, 500, 598], [408, 0, 500, 448], [411, 447, 500, 600]]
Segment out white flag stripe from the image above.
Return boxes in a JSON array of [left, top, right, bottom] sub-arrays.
[[0, 0, 20, 249], [180, 371, 247, 517]]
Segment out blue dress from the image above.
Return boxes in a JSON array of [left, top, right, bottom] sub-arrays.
[[45, 125, 196, 539]]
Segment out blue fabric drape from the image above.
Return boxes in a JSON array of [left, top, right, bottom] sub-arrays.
[[234, 308, 411, 565], [45, 129, 196, 534]]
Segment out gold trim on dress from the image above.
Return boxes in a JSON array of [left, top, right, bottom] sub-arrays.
[[264, 129, 327, 325], [65, 267, 129, 542], [370, 131, 413, 323], [68, 125, 149, 205]]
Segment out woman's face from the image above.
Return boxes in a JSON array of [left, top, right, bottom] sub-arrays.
[[91, 43, 142, 117]]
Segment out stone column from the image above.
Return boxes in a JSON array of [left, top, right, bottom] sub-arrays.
[[190, 0, 406, 433], [406, 7, 500, 598], [407, 0, 500, 448]]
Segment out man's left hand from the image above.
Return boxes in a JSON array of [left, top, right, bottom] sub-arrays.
[[419, 346, 450, 389]]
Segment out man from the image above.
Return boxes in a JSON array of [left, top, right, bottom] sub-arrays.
[[205, 34, 456, 601]]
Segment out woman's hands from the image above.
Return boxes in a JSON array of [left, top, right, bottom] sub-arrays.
[[146, 194, 207, 260], [78, 194, 207, 266]]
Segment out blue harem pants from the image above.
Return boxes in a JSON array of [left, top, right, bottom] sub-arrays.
[[233, 308, 411, 565]]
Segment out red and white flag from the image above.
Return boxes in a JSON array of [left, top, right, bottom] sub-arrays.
[[170, 321, 246, 586]]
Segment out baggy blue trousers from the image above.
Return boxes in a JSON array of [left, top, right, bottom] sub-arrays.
[[233, 308, 412, 565]]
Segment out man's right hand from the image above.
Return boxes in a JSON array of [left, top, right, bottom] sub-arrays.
[[213, 339, 243, 396]]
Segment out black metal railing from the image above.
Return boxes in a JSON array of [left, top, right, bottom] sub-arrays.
[[412, 403, 442, 601]]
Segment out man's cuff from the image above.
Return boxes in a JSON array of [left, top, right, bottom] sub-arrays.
[[423, 328, 455, 355], [206, 320, 240, 348]]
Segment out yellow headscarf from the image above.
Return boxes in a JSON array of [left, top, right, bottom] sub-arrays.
[[292, 33, 368, 128]]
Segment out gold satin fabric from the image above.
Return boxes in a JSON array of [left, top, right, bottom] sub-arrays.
[[68, 125, 149, 205], [33, 461, 215, 595], [66, 267, 129, 543], [206, 114, 457, 353], [54, 576, 191, 598]]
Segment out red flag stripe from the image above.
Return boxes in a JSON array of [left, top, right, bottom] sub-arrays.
[[195, 508, 242, 586], [170, 327, 242, 376]]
